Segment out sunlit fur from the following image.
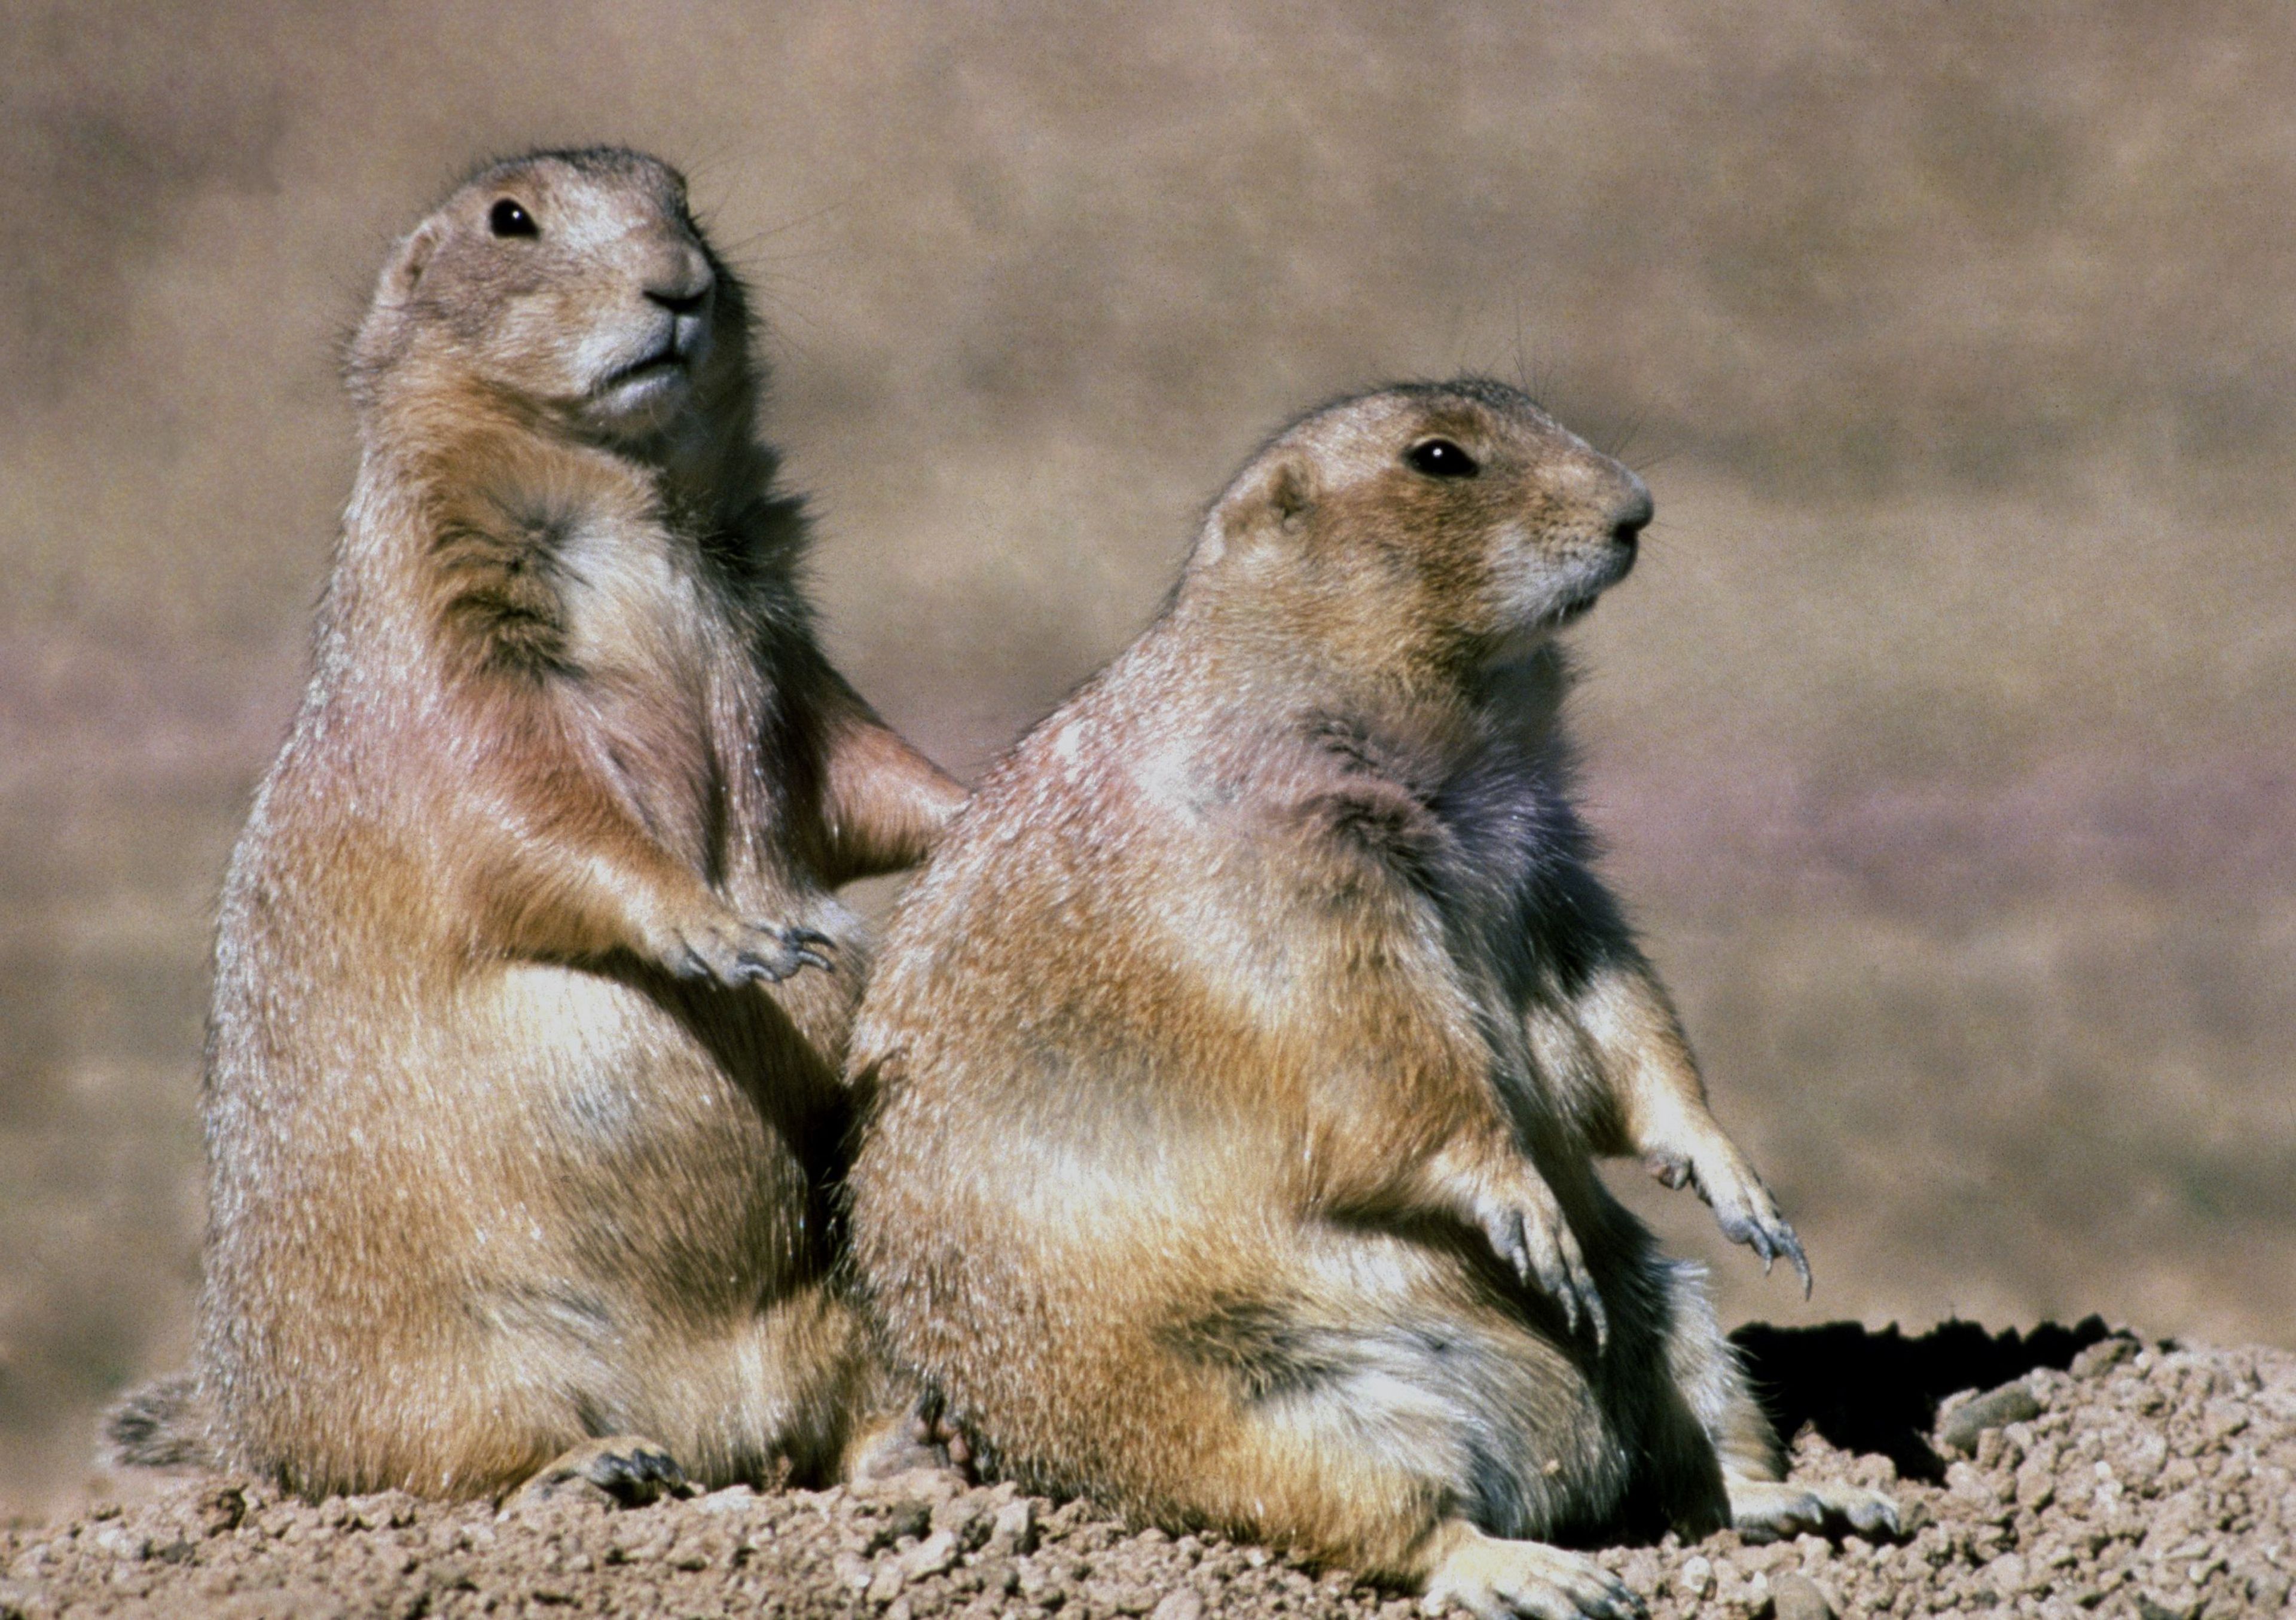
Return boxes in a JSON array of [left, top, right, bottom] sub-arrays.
[[109, 148, 966, 1499], [850, 382, 1868, 1614]]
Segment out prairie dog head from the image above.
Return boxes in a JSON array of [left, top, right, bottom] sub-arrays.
[[1187, 380, 1653, 679], [351, 148, 745, 447]]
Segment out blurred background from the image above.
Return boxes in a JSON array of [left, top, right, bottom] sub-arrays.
[[3, 0, 2291, 1522]]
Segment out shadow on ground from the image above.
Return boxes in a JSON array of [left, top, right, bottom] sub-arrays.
[[1733, 1315, 2119, 1484]]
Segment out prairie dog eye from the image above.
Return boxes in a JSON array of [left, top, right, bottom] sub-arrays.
[[1405, 438, 1479, 478], [489, 198, 538, 238]]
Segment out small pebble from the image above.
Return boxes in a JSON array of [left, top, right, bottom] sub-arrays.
[[1938, 1379, 2045, 1454], [1769, 1570, 1834, 1620]]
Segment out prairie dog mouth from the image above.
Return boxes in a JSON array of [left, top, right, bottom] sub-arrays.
[[1549, 538, 1638, 623], [1549, 591, 1603, 625], [603, 344, 686, 390], [1483, 553, 1633, 666]]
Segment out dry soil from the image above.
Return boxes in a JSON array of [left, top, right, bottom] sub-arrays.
[[3, 1322, 2290, 1619]]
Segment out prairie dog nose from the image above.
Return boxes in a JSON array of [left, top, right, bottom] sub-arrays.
[[1610, 476, 1654, 545], [642, 243, 714, 314], [646, 283, 710, 316]]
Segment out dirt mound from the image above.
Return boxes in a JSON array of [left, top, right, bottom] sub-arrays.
[[4, 1324, 2290, 1619]]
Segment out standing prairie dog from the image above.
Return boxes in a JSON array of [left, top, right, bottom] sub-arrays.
[[849, 380, 1893, 1618], [106, 148, 965, 1500]]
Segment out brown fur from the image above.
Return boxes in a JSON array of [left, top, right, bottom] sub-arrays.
[[106, 148, 964, 1500], [848, 381, 1891, 1616]]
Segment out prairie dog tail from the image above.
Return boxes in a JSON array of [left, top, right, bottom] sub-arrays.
[[103, 1373, 218, 1472]]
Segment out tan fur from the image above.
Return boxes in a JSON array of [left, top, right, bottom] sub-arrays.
[[111, 148, 964, 1500], [849, 381, 1889, 1616]]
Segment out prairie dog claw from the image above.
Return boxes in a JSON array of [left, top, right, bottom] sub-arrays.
[[660, 910, 837, 986], [1464, 1160, 1608, 1348], [1421, 1523, 1646, 1619], [1727, 1476, 1901, 1542], [1645, 1141, 1810, 1296], [511, 1435, 690, 1509]]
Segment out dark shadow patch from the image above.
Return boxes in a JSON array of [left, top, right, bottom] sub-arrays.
[[1731, 1315, 2118, 1484], [1160, 1295, 1350, 1404], [1302, 784, 1445, 894], [429, 516, 573, 677], [1462, 1429, 1533, 1538], [572, 1387, 614, 1441]]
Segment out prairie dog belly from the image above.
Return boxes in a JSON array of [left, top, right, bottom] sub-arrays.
[[453, 964, 825, 1300]]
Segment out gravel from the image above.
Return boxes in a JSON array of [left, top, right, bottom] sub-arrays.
[[4, 1322, 2290, 1619]]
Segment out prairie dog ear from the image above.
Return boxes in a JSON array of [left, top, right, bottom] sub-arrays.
[[1195, 451, 1315, 568], [377, 219, 445, 307]]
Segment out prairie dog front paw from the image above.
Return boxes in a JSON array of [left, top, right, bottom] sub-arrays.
[[1451, 1154, 1607, 1346], [648, 903, 836, 987], [1645, 1137, 1809, 1294]]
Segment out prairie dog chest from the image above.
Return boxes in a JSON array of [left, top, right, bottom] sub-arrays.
[[1433, 751, 1573, 907], [552, 509, 715, 687]]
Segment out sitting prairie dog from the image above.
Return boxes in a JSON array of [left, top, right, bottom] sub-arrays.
[[105, 148, 966, 1500], [848, 380, 1893, 1618]]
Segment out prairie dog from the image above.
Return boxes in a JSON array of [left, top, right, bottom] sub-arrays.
[[848, 381, 1892, 1616], [108, 148, 964, 1500]]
